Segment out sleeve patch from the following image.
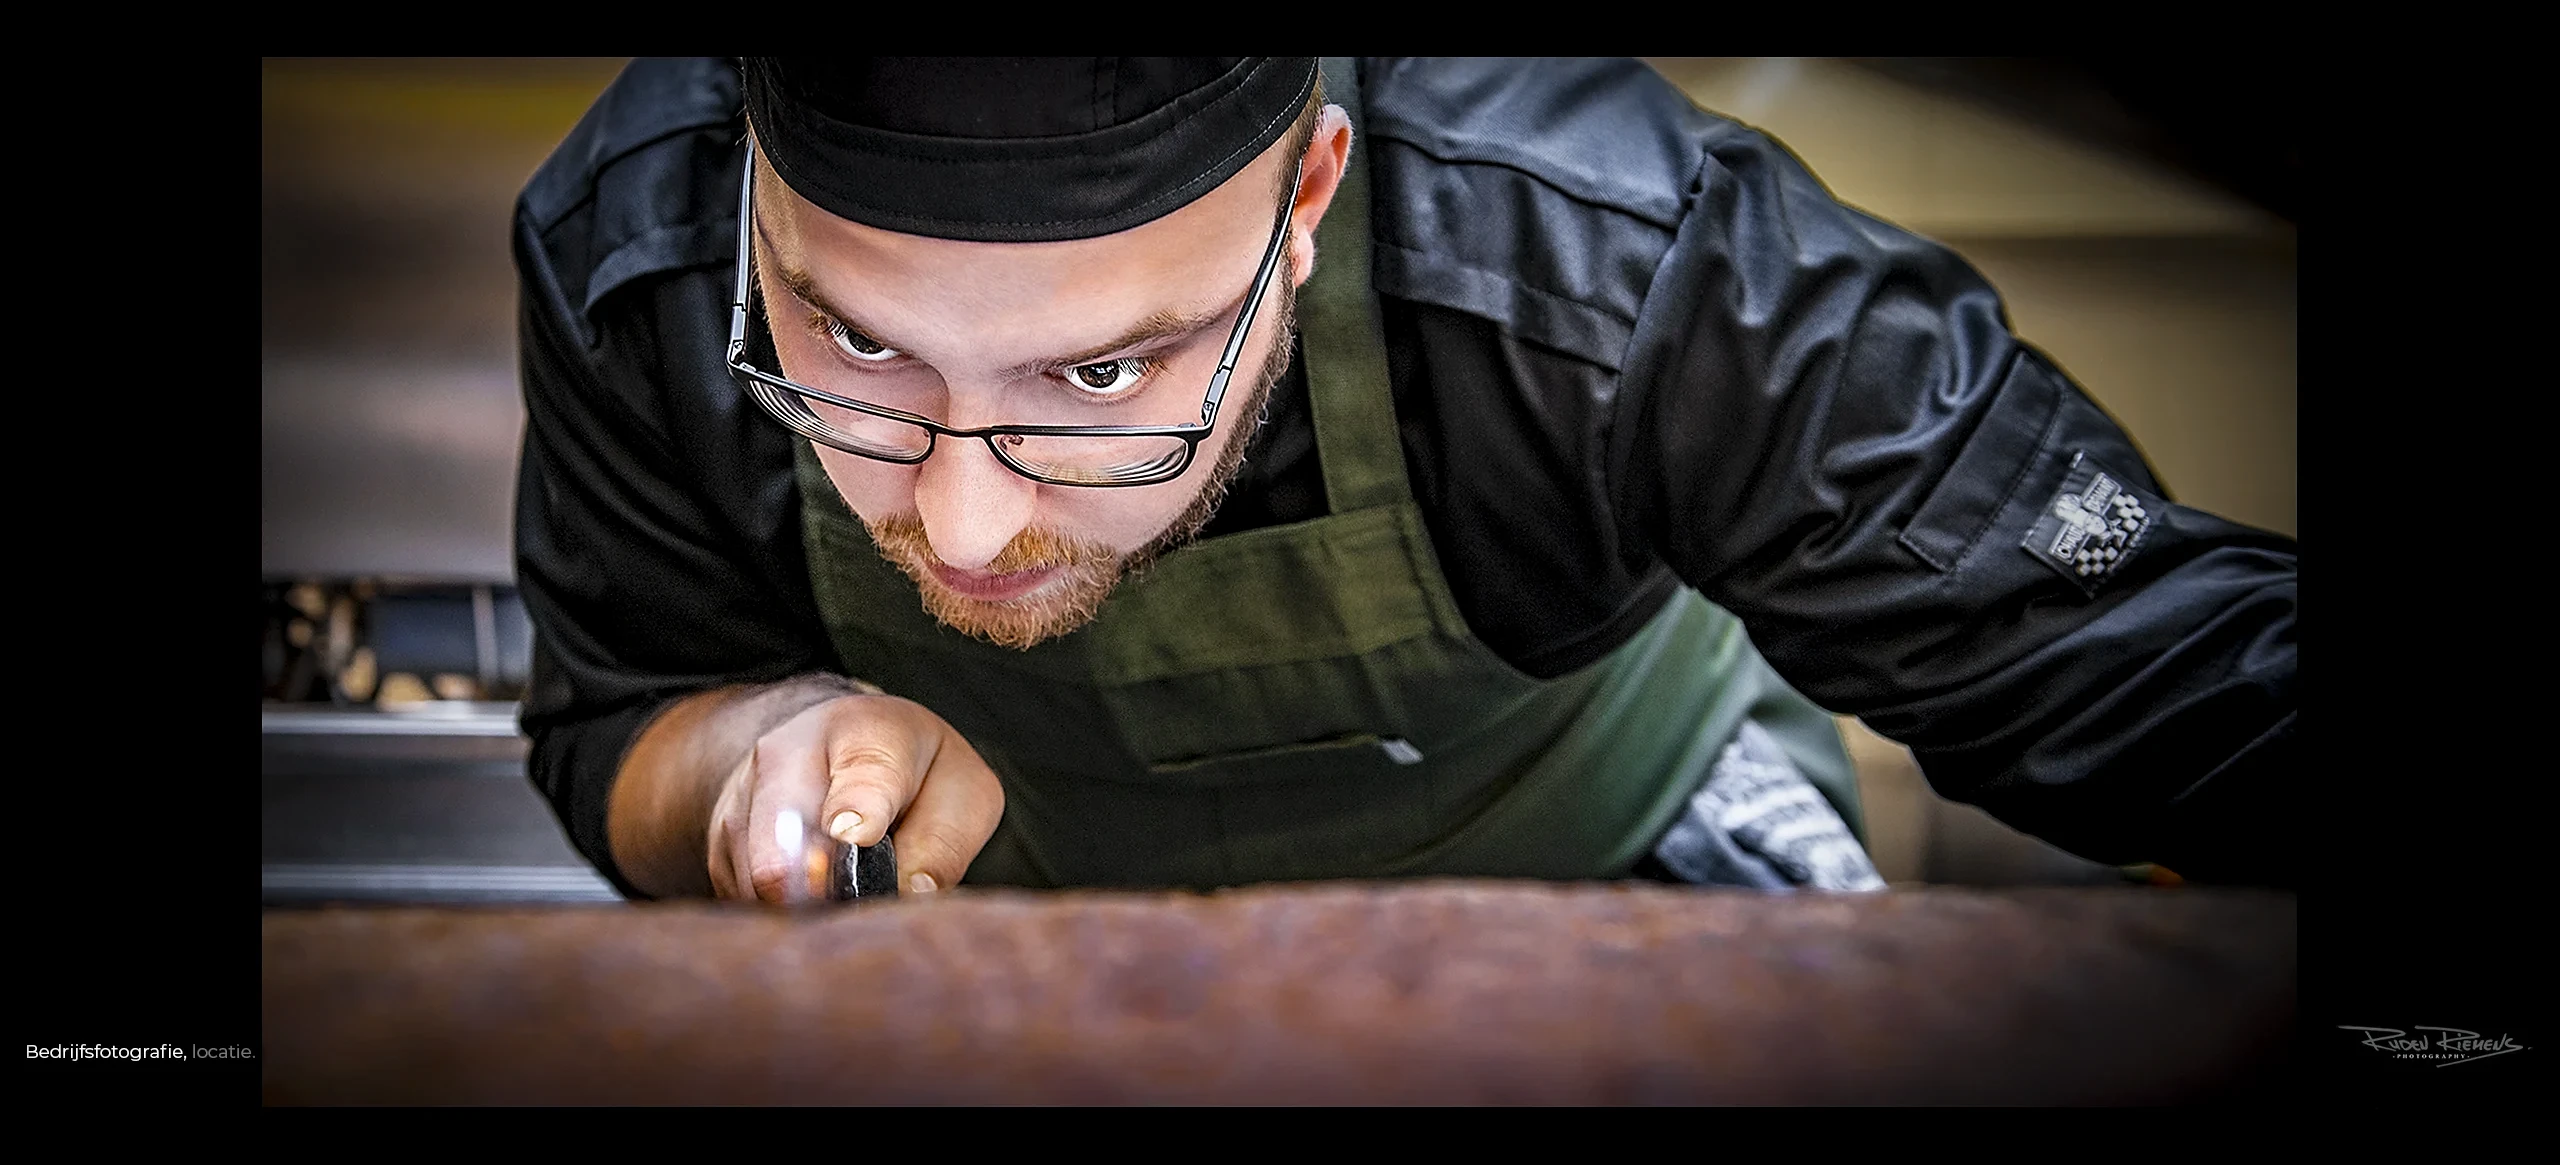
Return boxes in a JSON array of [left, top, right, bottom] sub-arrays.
[[2022, 452, 2159, 595]]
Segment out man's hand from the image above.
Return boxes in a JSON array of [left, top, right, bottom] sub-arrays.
[[706, 693, 1002, 901], [608, 678, 1004, 902]]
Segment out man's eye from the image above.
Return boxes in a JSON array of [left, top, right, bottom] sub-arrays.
[[826, 319, 901, 363], [1065, 358, 1151, 396]]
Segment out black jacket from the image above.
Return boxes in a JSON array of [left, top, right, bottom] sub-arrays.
[[513, 57, 2298, 893]]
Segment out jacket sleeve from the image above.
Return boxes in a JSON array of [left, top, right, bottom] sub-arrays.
[[511, 200, 835, 897], [1609, 117, 2297, 886]]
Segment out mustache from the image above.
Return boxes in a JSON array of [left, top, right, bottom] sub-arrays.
[[863, 513, 1120, 580], [861, 512, 1123, 651]]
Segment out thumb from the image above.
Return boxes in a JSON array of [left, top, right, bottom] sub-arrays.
[[887, 722, 1006, 895]]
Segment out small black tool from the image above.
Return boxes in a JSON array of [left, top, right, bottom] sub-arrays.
[[828, 835, 900, 902]]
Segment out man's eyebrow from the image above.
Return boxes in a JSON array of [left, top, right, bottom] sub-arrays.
[[761, 221, 1234, 377], [763, 238, 889, 345], [995, 301, 1232, 381]]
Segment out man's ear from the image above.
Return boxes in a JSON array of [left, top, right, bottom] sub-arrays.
[[1286, 105, 1354, 288]]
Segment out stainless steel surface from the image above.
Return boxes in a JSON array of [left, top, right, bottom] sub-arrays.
[[263, 704, 524, 736], [264, 864, 622, 905], [261, 704, 619, 906]]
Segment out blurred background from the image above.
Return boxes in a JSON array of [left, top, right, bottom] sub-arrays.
[[260, 57, 2296, 905]]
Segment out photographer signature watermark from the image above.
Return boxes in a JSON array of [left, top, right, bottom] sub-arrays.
[[2339, 1026, 2529, 1067]]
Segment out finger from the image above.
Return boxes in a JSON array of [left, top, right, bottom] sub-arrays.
[[707, 821, 737, 900], [814, 696, 937, 849], [741, 719, 838, 904], [705, 751, 755, 900], [890, 720, 1005, 895]]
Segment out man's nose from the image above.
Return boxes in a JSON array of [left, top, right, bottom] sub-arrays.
[[911, 433, 1038, 570]]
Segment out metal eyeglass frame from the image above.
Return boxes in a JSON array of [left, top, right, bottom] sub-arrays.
[[725, 139, 1302, 488]]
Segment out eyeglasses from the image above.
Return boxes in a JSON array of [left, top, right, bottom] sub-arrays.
[[726, 140, 1301, 488]]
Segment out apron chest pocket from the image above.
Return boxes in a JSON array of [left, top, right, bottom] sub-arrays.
[[1142, 732, 1444, 880], [1143, 732, 1423, 783]]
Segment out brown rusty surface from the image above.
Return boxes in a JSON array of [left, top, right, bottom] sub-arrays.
[[263, 881, 2294, 1104]]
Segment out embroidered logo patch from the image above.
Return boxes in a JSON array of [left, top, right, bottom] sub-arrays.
[[2023, 452, 2158, 593]]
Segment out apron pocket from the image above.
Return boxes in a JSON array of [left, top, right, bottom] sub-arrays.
[[1143, 732, 1444, 881], [1143, 732, 1416, 782]]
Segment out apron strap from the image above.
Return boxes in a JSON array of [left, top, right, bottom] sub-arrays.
[[1299, 56, 1413, 516]]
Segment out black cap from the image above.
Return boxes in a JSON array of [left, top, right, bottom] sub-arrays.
[[741, 57, 1319, 243]]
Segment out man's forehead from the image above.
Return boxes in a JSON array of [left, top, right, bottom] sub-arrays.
[[754, 156, 1278, 363]]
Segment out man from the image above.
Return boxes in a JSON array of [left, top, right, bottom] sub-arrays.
[[513, 58, 2297, 902]]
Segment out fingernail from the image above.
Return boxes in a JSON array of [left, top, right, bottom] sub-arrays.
[[828, 811, 863, 842], [909, 872, 938, 894]]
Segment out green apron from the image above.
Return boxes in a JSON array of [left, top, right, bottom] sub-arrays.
[[793, 58, 1859, 890]]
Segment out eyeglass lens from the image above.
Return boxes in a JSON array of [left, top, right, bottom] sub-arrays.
[[750, 382, 1198, 486]]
